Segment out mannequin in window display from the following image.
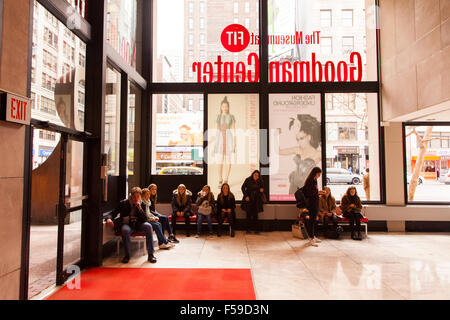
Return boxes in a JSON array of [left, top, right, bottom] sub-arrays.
[[214, 96, 236, 189], [279, 114, 322, 194]]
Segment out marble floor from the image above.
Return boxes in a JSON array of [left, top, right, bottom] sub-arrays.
[[100, 231, 450, 300]]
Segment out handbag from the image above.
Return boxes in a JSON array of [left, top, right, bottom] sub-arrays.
[[197, 200, 212, 215], [292, 222, 308, 239]]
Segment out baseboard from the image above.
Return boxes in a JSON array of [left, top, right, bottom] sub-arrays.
[[405, 221, 450, 232]]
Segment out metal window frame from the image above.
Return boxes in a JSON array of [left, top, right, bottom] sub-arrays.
[[145, 0, 385, 205]]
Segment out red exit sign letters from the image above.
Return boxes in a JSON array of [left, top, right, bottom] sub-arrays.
[[1, 92, 31, 125]]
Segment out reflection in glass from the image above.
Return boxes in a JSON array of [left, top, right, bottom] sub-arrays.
[[325, 93, 380, 201], [153, 0, 259, 83], [31, 1, 86, 130], [105, 65, 121, 176], [151, 94, 204, 175], [268, 0, 377, 82], [405, 126, 450, 203]]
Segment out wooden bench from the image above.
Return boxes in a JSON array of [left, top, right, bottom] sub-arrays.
[[168, 213, 232, 236]]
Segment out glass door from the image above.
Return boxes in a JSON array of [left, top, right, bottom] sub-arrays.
[[28, 129, 87, 298]]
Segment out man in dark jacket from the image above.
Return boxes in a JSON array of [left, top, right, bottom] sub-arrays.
[[105, 187, 157, 263]]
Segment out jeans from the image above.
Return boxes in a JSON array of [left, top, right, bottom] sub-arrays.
[[302, 207, 318, 238], [149, 221, 168, 245], [171, 212, 191, 235], [197, 214, 213, 234], [154, 213, 173, 236], [121, 222, 154, 257], [218, 210, 235, 233], [323, 213, 338, 231], [344, 210, 362, 233]]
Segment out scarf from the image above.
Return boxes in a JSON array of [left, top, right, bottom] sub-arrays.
[[142, 199, 157, 221]]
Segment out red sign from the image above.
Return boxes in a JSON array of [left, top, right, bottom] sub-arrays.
[[1, 92, 31, 125]]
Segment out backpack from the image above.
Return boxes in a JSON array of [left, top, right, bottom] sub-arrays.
[[294, 187, 308, 209]]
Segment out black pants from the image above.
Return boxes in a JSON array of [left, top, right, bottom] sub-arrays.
[[246, 205, 259, 232], [323, 213, 338, 232], [344, 210, 362, 233], [171, 212, 191, 235], [218, 210, 235, 234], [303, 207, 318, 238]]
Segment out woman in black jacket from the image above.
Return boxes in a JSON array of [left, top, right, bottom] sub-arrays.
[[171, 184, 193, 237], [216, 183, 236, 237], [241, 170, 265, 234], [302, 167, 326, 246]]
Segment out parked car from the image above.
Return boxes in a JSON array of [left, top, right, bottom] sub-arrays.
[[158, 166, 203, 175], [406, 173, 424, 185], [442, 171, 450, 185], [325, 168, 361, 185]]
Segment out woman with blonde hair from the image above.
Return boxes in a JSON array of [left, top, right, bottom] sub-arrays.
[[171, 184, 193, 237], [145, 184, 179, 243], [195, 185, 215, 237]]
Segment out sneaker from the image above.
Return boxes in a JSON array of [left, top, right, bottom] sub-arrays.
[[208, 232, 214, 237], [186, 232, 190, 237], [217, 233, 221, 237], [121, 255, 130, 264], [308, 239, 319, 247], [148, 254, 157, 263], [168, 235, 180, 243], [159, 243, 171, 249], [313, 237, 322, 243], [195, 233, 200, 238]]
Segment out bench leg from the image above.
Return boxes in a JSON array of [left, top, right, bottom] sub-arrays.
[[117, 238, 120, 257]]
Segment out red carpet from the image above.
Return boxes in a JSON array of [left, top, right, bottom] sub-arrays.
[[47, 267, 256, 300]]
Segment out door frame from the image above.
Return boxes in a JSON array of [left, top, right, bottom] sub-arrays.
[[21, 120, 94, 298]]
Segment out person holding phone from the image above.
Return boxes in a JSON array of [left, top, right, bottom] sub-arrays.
[[340, 186, 363, 240], [171, 184, 194, 237]]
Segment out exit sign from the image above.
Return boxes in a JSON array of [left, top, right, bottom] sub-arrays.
[[0, 92, 31, 125]]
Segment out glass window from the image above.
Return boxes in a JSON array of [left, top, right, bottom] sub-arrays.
[[104, 65, 121, 176], [269, 94, 322, 201], [127, 82, 141, 192], [321, 37, 332, 55], [342, 36, 354, 54], [106, 0, 139, 70], [153, 0, 259, 83], [342, 9, 354, 27], [268, 0, 377, 82], [405, 125, 450, 203], [151, 94, 204, 175], [31, 1, 86, 131], [208, 94, 259, 199], [320, 9, 332, 27], [325, 93, 380, 202]]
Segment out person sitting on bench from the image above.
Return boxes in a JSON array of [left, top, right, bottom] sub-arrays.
[[195, 185, 216, 238], [340, 186, 363, 240], [216, 183, 236, 237], [319, 187, 338, 238], [171, 184, 194, 237], [105, 187, 157, 264], [147, 183, 179, 243], [141, 188, 174, 250]]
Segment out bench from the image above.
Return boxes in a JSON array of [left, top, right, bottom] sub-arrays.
[[298, 214, 369, 238], [114, 213, 232, 257], [168, 213, 232, 236]]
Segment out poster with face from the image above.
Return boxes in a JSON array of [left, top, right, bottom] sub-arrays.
[[269, 94, 322, 201], [207, 94, 259, 199]]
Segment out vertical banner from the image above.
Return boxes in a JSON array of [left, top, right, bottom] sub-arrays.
[[207, 94, 259, 199], [269, 94, 322, 201]]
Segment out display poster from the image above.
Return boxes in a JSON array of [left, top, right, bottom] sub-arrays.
[[269, 94, 322, 201], [207, 94, 259, 199]]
